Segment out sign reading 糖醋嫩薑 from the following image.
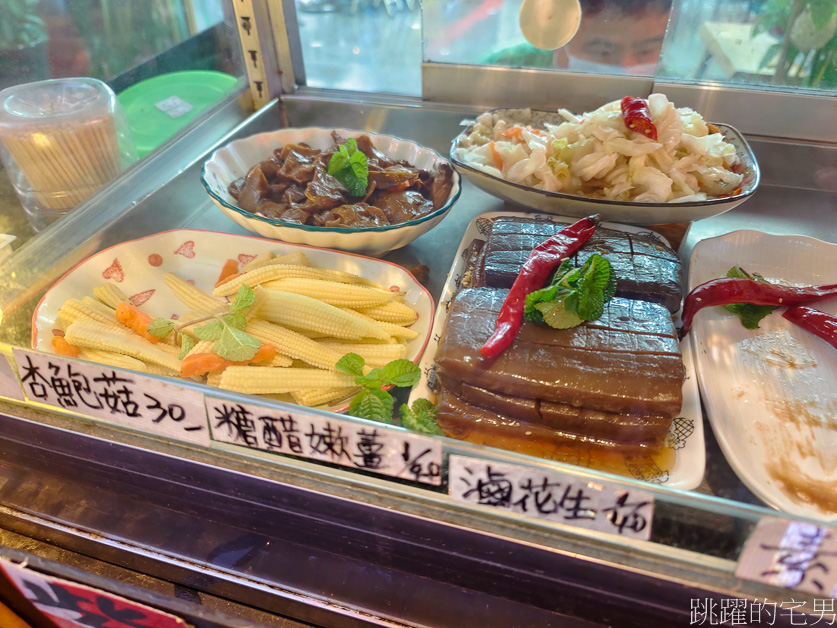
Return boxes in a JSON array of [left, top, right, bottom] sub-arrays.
[[13, 349, 210, 446], [448, 455, 655, 540], [206, 396, 442, 485]]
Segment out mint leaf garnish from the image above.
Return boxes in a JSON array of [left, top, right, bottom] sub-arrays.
[[179, 335, 195, 359], [336, 352, 365, 377], [223, 312, 247, 331], [327, 138, 368, 197], [195, 320, 224, 341], [215, 325, 261, 361], [230, 285, 255, 313], [382, 359, 421, 387], [355, 368, 385, 389], [347, 388, 394, 423], [722, 266, 778, 329], [399, 399, 443, 435], [147, 318, 175, 338], [524, 254, 616, 330]]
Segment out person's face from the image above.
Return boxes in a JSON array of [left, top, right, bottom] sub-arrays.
[[561, 7, 670, 70]]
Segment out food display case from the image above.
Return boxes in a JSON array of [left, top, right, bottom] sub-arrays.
[[0, 0, 836, 626]]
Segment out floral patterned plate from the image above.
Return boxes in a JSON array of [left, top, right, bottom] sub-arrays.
[[408, 211, 705, 490], [32, 229, 434, 411]]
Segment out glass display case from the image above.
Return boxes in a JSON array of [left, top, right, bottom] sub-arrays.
[[0, 0, 835, 625]]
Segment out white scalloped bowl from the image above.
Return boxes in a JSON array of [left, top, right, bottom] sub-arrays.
[[201, 128, 461, 257]]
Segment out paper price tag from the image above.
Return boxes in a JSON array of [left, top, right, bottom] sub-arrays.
[[154, 95, 194, 118], [736, 517, 837, 599], [0, 353, 24, 401], [448, 455, 654, 540], [0, 558, 189, 628], [13, 349, 210, 447], [206, 396, 442, 485]]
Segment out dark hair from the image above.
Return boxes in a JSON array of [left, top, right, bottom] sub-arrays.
[[581, 0, 673, 16]]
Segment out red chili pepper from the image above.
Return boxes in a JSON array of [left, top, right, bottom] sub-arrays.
[[621, 96, 658, 141], [782, 306, 837, 350], [479, 215, 600, 359], [681, 278, 837, 336]]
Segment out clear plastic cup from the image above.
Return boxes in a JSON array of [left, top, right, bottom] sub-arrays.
[[0, 78, 137, 228]]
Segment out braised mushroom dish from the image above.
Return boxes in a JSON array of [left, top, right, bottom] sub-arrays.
[[228, 132, 455, 229]]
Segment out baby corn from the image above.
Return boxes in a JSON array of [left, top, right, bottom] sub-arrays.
[[358, 301, 419, 325], [246, 319, 347, 371], [65, 320, 182, 372], [290, 387, 359, 407], [219, 366, 355, 394], [263, 278, 395, 308], [214, 264, 384, 297], [165, 272, 227, 314], [259, 290, 389, 340], [316, 340, 407, 367], [93, 283, 128, 309]]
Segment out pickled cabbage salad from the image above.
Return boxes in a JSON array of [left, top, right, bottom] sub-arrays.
[[454, 94, 744, 203]]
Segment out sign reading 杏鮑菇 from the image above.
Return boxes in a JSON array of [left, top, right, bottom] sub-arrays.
[[13, 349, 210, 446]]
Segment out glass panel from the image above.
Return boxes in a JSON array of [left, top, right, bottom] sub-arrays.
[[658, 0, 837, 92], [0, 0, 245, 240], [294, 0, 422, 94], [423, 0, 674, 76]]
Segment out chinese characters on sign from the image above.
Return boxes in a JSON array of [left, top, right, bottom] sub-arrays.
[[206, 397, 443, 485], [0, 353, 24, 401], [12, 349, 210, 446], [690, 596, 836, 626], [736, 518, 837, 599], [0, 557, 189, 628], [448, 455, 654, 540]]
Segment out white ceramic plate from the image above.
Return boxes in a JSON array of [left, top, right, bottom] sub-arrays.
[[201, 128, 462, 257], [451, 108, 759, 226], [410, 211, 705, 489], [689, 230, 837, 521], [32, 229, 434, 412]]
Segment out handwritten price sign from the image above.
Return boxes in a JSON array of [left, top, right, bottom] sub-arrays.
[[448, 455, 655, 540], [206, 396, 442, 485], [737, 517, 837, 599], [13, 349, 209, 446]]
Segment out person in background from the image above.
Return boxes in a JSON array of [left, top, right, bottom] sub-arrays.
[[482, 0, 673, 75]]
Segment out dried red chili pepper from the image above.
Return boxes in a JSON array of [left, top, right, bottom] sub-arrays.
[[681, 278, 837, 336], [621, 96, 658, 141], [479, 215, 599, 359], [782, 306, 837, 350]]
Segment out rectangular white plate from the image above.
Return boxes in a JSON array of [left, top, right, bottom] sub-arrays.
[[32, 229, 434, 412], [689, 230, 837, 521], [410, 211, 705, 490]]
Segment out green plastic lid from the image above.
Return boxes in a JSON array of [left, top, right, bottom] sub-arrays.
[[117, 70, 238, 157]]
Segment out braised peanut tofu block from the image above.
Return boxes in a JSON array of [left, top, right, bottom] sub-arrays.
[[481, 217, 682, 312], [435, 287, 685, 423]]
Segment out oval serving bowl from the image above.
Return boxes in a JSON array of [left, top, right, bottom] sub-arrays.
[[450, 108, 759, 226], [202, 127, 462, 257]]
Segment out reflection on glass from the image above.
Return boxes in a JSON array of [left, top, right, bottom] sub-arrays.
[[423, 0, 673, 76], [295, 0, 421, 95], [0, 0, 242, 240], [658, 0, 837, 91]]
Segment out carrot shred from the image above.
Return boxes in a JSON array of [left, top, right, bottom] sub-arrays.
[[115, 302, 160, 344], [215, 259, 241, 288], [179, 343, 277, 378], [490, 141, 503, 171], [52, 335, 79, 358]]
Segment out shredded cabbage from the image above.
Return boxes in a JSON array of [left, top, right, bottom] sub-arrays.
[[455, 94, 744, 203]]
